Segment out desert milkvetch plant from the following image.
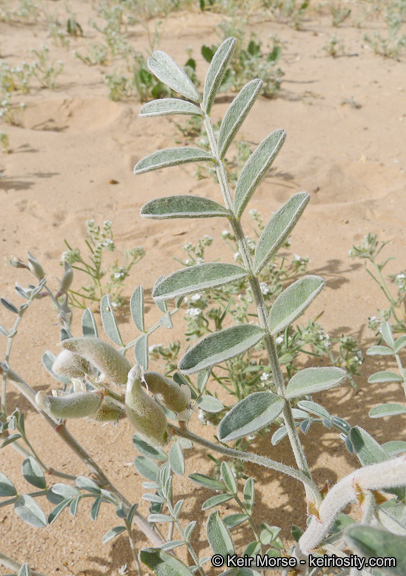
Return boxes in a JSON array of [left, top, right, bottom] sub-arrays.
[[133, 37, 406, 575], [2, 36, 406, 576]]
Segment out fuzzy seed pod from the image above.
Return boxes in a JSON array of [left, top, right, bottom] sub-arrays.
[[35, 390, 103, 419], [27, 251, 45, 280], [125, 366, 168, 446], [52, 349, 92, 379], [57, 261, 73, 297], [144, 372, 191, 420], [92, 397, 124, 422], [61, 337, 131, 385]]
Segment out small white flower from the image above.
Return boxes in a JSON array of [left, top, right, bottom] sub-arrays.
[[260, 282, 270, 295], [195, 257, 204, 265], [191, 293, 201, 302], [184, 242, 192, 251], [276, 336, 283, 344], [187, 308, 201, 317], [260, 373, 270, 381]]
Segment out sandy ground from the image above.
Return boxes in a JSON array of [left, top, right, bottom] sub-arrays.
[[0, 0, 406, 574]]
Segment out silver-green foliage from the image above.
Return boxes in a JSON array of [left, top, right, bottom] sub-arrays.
[[1, 36, 406, 576]]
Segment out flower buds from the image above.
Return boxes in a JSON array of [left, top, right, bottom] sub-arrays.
[[61, 337, 131, 385], [52, 349, 92, 379], [144, 372, 191, 421], [56, 261, 73, 297], [125, 366, 168, 446], [27, 251, 45, 280], [35, 390, 103, 419]]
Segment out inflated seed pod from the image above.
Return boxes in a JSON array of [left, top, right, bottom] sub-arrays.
[[35, 390, 103, 419], [61, 337, 131, 385], [92, 397, 124, 422], [52, 349, 92, 379], [144, 372, 191, 419], [125, 366, 168, 447]]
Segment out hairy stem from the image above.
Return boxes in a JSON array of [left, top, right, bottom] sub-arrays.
[[125, 519, 143, 576], [0, 550, 49, 576], [169, 424, 320, 503]]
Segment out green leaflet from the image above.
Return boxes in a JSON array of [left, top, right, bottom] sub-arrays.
[[130, 286, 144, 332], [218, 78, 263, 159], [285, 367, 347, 400], [139, 98, 203, 118], [218, 392, 285, 443], [254, 192, 310, 274], [189, 473, 226, 491], [141, 548, 194, 576], [207, 511, 235, 557], [152, 262, 248, 301], [344, 526, 406, 576], [169, 441, 185, 476], [268, 275, 325, 335], [221, 462, 237, 494], [197, 395, 224, 413], [82, 308, 98, 337], [141, 195, 229, 219], [179, 324, 264, 375], [134, 333, 148, 371], [234, 129, 286, 218], [102, 525, 126, 544], [100, 294, 123, 346], [134, 147, 214, 175], [202, 494, 234, 511], [368, 371, 403, 383], [0, 472, 17, 497], [366, 345, 394, 356], [147, 51, 201, 103], [203, 37, 236, 114], [369, 403, 406, 418], [22, 457, 46, 490], [14, 495, 47, 528]]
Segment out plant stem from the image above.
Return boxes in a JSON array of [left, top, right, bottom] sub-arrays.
[[165, 497, 206, 576], [203, 114, 319, 505], [125, 519, 143, 576], [169, 424, 320, 503], [0, 550, 49, 576]]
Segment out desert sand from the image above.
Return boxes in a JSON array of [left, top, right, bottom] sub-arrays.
[[0, 0, 405, 574]]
